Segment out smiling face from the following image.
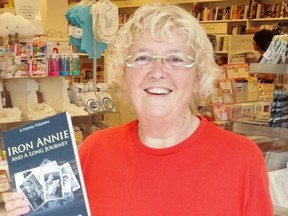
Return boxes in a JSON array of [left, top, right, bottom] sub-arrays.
[[125, 33, 199, 119]]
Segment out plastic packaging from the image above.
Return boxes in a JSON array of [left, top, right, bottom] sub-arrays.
[[71, 53, 80, 75], [48, 53, 59, 76], [59, 53, 70, 76]]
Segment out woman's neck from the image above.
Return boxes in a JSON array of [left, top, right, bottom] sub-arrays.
[[137, 112, 200, 149]]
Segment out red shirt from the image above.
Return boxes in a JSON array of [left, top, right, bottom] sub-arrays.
[[79, 117, 273, 216]]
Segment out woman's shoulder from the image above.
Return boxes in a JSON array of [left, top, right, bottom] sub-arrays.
[[78, 119, 137, 150], [199, 117, 262, 154], [88, 119, 137, 138]]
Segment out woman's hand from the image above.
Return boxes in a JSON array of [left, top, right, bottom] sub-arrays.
[[2, 192, 30, 216]]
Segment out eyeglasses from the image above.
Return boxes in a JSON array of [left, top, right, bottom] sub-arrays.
[[124, 54, 195, 70]]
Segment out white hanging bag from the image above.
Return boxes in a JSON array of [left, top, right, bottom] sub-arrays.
[[92, 0, 118, 43]]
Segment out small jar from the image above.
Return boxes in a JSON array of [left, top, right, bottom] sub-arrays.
[[48, 53, 59, 76]]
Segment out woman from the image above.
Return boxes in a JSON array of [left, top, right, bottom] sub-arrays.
[[3, 3, 273, 216], [252, 28, 278, 83], [253, 29, 277, 61]]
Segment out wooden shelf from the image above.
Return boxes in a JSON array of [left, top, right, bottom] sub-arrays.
[[112, 0, 225, 8], [249, 17, 288, 22], [200, 19, 248, 24]]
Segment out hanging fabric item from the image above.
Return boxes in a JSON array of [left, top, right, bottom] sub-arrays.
[[261, 34, 288, 64], [65, 1, 108, 59], [91, 0, 118, 43]]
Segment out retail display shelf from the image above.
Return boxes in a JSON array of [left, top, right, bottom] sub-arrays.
[[232, 121, 288, 140], [250, 17, 288, 22], [200, 19, 248, 23], [112, 0, 221, 8], [250, 63, 288, 75]]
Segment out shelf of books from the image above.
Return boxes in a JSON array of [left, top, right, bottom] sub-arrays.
[[112, 0, 222, 8], [250, 17, 288, 22]]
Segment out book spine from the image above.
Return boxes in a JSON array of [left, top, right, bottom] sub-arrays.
[[215, 6, 219, 21], [243, 4, 249, 19], [256, 3, 262, 19]]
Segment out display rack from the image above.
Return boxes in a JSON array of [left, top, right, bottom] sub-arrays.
[[234, 62, 288, 137]]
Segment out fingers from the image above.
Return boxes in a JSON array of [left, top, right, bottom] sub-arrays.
[[2, 192, 31, 216]]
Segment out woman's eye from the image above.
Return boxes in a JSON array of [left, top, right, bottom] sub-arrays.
[[168, 56, 184, 63], [135, 55, 150, 62]]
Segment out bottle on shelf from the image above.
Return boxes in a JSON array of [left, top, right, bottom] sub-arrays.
[[59, 53, 70, 76], [48, 53, 59, 76], [71, 53, 80, 76]]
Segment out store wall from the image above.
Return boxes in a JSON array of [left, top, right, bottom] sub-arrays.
[[38, 0, 69, 38]]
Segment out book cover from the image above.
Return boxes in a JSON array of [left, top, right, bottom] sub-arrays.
[[3, 112, 91, 216], [249, 1, 258, 19], [207, 34, 217, 51], [215, 8, 225, 20]]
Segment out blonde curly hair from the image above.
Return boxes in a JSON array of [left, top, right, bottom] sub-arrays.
[[106, 3, 221, 109]]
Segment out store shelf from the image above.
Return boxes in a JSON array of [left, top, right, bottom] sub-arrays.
[[250, 17, 288, 22], [249, 63, 288, 75], [112, 0, 223, 8], [214, 51, 229, 54], [200, 19, 248, 24], [232, 121, 288, 140]]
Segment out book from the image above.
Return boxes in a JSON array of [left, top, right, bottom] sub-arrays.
[[256, 3, 262, 19], [2, 112, 91, 216], [280, 1, 288, 18], [249, 1, 258, 19], [268, 168, 288, 208], [207, 34, 217, 50]]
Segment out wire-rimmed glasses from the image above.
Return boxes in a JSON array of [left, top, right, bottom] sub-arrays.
[[124, 54, 195, 70]]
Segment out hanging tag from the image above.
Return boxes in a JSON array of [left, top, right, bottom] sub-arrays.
[[74, 27, 83, 39], [68, 26, 74, 36]]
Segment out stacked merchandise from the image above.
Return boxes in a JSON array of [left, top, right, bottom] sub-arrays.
[[269, 89, 288, 128], [69, 82, 115, 114], [209, 63, 273, 129]]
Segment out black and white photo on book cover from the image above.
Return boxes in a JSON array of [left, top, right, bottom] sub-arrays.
[[2, 112, 91, 216]]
